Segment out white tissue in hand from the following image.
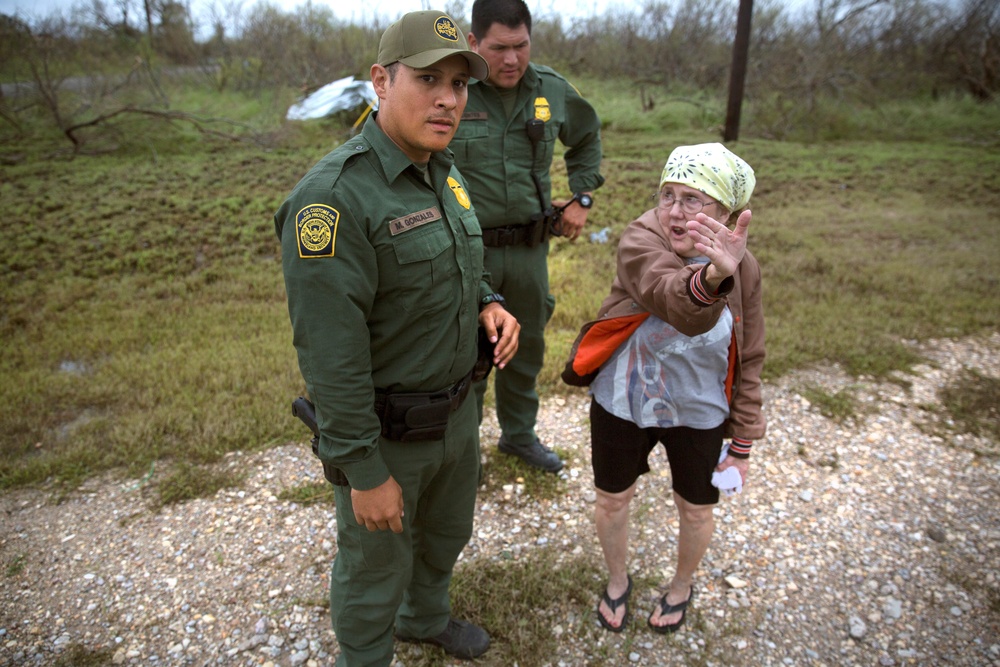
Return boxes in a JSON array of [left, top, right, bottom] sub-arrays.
[[712, 443, 742, 496], [711, 467, 743, 497]]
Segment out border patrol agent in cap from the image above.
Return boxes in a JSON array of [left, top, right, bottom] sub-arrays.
[[275, 10, 518, 666]]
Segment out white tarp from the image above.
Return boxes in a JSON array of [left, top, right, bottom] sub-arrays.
[[286, 76, 378, 121]]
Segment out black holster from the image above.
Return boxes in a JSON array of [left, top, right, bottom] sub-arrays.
[[375, 368, 474, 442], [527, 210, 553, 247], [292, 396, 350, 486], [310, 436, 350, 487]]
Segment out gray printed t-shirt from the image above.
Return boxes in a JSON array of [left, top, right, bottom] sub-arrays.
[[591, 300, 733, 430]]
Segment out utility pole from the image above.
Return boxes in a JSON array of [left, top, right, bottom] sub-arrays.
[[724, 0, 754, 142]]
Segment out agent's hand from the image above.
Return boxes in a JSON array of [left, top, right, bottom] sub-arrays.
[[715, 455, 750, 487], [686, 209, 752, 287], [552, 198, 590, 241], [351, 476, 404, 533], [479, 303, 520, 369]]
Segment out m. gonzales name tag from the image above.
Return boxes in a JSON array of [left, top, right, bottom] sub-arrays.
[[388, 207, 442, 236]]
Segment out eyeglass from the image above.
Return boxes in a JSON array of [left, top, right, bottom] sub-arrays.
[[654, 191, 715, 215]]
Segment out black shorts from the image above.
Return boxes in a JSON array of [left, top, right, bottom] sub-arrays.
[[590, 399, 725, 505]]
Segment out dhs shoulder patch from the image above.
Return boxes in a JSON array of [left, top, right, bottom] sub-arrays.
[[296, 204, 339, 258]]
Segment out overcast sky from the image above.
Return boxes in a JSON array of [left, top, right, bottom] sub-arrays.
[[1, 0, 818, 43], [0, 0, 640, 26]]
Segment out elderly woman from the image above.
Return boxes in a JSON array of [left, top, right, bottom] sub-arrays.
[[577, 143, 765, 633]]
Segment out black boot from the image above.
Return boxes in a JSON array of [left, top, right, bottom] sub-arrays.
[[498, 436, 564, 473], [397, 617, 490, 660]]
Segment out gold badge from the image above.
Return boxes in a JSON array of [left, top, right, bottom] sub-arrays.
[[448, 177, 471, 210], [533, 97, 551, 122], [434, 16, 459, 42], [296, 204, 338, 258]]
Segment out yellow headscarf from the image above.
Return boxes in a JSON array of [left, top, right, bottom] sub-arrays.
[[659, 143, 756, 212]]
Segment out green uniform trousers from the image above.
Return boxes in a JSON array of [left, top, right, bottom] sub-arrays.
[[475, 241, 554, 444], [329, 396, 480, 666]]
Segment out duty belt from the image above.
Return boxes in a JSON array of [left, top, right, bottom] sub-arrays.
[[374, 367, 474, 441], [481, 222, 537, 247]]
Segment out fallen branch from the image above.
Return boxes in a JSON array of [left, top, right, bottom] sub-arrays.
[[62, 106, 263, 153]]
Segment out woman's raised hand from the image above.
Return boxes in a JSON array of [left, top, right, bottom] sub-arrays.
[[687, 209, 752, 279]]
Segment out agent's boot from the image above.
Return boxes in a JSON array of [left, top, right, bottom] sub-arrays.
[[397, 618, 490, 660], [498, 435, 564, 473]]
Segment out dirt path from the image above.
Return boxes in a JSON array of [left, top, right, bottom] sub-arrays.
[[1, 334, 998, 666]]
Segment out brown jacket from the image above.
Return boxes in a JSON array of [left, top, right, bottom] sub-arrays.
[[594, 208, 766, 449]]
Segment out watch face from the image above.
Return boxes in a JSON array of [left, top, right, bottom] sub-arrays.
[[577, 194, 593, 208]]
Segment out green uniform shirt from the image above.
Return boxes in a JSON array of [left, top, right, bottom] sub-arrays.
[[449, 63, 605, 228], [275, 114, 491, 491]]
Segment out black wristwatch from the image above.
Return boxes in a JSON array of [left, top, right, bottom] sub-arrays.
[[573, 193, 594, 209], [481, 293, 506, 308]]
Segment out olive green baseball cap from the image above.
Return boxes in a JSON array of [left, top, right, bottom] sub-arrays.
[[378, 10, 489, 81]]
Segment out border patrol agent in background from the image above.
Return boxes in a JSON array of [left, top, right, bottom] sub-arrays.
[[450, 0, 605, 473], [275, 11, 520, 665]]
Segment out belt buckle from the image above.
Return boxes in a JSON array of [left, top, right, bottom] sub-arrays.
[[497, 227, 518, 245]]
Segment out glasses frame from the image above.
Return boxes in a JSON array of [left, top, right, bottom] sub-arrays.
[[653, 190, 717, 216]]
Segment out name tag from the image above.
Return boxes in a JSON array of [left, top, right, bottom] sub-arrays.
[[389, 207, 441, 236], [462, 111, 487, 121]]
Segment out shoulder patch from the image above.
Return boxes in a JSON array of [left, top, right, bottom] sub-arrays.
[[447, 177, 471, 209], [296, 204, 339, 258]]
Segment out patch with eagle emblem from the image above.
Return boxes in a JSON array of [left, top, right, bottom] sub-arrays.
[[296, 204, 339, 258], [434, 16, 460, 42]]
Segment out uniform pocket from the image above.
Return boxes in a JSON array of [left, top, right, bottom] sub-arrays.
[[391, 222, 452, 264], [388, 222, 456, 314], [451, 120, 490, 163], [459, 211, 484, 268], [335, 487, 410, 571], [459, 210, 483, 238], [358, 528, 408, 570]]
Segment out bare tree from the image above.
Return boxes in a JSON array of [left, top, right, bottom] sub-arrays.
[[938, 0, 999, 100], [2, 0, 995, 149], [143, 0, 154, 39], [156, 0, 196, 63]]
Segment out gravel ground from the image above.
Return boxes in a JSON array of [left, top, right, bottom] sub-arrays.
[[1, 334, 998, 667]]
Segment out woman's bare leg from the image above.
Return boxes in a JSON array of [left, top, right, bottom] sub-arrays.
[[649, 491, 714, 628], [594, 483, 638, 627]]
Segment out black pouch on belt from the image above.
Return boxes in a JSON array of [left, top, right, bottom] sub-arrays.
[[381, 393, 452, 442], [526, 210, 551, 247]]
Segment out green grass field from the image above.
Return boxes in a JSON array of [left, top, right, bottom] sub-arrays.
[[1, 80, 999, 493]]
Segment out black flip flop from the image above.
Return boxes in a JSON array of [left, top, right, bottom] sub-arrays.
[[648, 585, 695, 634], [597, 575, 633, 632]]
